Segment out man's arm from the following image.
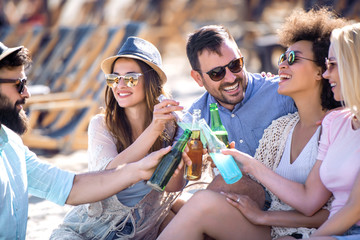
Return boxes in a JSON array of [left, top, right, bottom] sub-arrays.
[[66, 146, 171, 205]]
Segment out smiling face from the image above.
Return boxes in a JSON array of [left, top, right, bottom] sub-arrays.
[[191, 39, 247, 111], [110, 58, 146, 109], [322, 44, 342, 101], [277, 40, 322, 100]]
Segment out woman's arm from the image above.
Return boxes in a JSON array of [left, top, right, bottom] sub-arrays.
[[311, 170, 360, 236], [222, 149, 331, 216], [105, 99, 182, 169], [223, 193, 329, 228]]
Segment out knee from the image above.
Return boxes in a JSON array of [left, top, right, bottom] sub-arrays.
[[187, 190, 224, 214]]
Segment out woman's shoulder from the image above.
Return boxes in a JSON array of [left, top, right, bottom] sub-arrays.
[[89, 114, 106, 131], [269, 112, 299, 128], [90, 114, 105, 124], [322, 109, 351, 128]]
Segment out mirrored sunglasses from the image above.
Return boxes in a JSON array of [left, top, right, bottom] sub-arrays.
[[325, 58, 337, 72], [105, 73, 143, 88], [199, 57, 244, 82], [278, 50, 317, 66], [0, 77, 27, 94]]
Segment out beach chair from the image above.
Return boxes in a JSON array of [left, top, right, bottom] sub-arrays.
[[23, 22, 145, 152]]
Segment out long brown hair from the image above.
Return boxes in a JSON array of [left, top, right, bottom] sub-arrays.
[[104, 58, 174, 153]]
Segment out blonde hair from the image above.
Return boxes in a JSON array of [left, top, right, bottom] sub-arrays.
[[331, 23, 360, 119]]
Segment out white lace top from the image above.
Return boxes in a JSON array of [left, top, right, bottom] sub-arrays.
[[275, 124, 321, 184], [88, 115, 151, 207], [253, 112, 332, 239]]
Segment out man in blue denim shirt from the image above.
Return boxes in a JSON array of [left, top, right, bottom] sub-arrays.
[[0, 42, 175, 240], [175, 25, 296, 210]]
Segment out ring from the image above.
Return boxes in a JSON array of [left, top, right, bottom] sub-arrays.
[[236, 197, 240, 203]]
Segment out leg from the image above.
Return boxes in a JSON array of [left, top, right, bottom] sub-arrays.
[[159, 192, 196, 234], [158, 190, 271, 240], [207, 174, 265, 209]]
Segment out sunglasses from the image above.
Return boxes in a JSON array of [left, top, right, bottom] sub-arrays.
[[278, 50, 317, 66], [325, 58, 337, 72], [199, 57, 244, 81], [0, 77, 27, 94], [105, 73, 143, 88]]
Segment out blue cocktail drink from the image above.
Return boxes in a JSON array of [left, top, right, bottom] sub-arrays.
[[198, 119, 242, 184], [209, 152, 242, 184]]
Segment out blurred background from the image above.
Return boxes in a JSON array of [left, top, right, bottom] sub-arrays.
[[0, 0, 359, 154], [0, 1, 359, 239]]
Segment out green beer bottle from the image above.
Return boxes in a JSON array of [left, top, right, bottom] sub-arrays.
[[209, 103, 229, 147], [147, 129, 192, 191]]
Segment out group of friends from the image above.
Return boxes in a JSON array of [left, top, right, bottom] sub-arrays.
[[0, 6, 359, 240]]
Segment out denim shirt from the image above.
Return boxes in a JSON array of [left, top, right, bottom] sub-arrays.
[[177, 72, 296, 157], [0, 124, 75, 240]]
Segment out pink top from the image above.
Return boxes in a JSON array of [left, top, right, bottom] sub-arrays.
[[317, 109, 360, 225]]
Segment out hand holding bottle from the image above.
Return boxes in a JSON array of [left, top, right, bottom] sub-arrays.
[[220, 148, 258, 175], [147, 129, 192, 191], [151, 98, 184, 134], [208, 141, 236, 168], [135, 146, 172, 180], [199, 119, 242, 184]]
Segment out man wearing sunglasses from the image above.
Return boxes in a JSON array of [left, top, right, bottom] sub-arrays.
[[180, 25, 297, 206], [0, 42, 179, 240]]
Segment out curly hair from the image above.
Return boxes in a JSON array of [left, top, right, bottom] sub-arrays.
[[278, 7, 348, 110]]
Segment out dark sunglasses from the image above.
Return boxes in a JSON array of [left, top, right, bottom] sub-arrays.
[[325, 58, 337, 72], [278, 50, 317, 66], [199, 57, 244, 81], [105, 73, 143, 88], [0, 77, 27, 94]]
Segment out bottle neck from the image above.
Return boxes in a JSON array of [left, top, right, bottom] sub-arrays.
[[174, 130, 192, 151], [190, 129, 201, 139], [210, 109, 226, 132]]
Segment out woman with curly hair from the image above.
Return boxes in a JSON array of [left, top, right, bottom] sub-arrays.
[[158, 8, 347, 240]]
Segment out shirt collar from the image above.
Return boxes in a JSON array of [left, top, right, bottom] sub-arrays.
[[0, 124, 9, 150]]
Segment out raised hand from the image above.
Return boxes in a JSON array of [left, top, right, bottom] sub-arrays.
[[151, 99, 183, 133]]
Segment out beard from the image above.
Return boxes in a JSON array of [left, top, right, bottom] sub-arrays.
[[0, 93, 29, 135]]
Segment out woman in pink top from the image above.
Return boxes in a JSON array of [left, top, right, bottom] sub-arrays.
[[222, 23, 360, 240], [307, 23, 360, 240]]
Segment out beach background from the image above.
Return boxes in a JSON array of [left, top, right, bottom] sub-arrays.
[[1, 0, 358, 239]]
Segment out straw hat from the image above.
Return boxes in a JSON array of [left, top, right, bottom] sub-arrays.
[[0, 42, 23, 62], [101, 37, 167, 84]]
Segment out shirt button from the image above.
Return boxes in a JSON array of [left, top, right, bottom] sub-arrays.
[[239, 139, 244, 143], [231, 114, 235, 118]]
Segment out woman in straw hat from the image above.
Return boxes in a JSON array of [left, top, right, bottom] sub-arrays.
[[51, 37, 186, 240]]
